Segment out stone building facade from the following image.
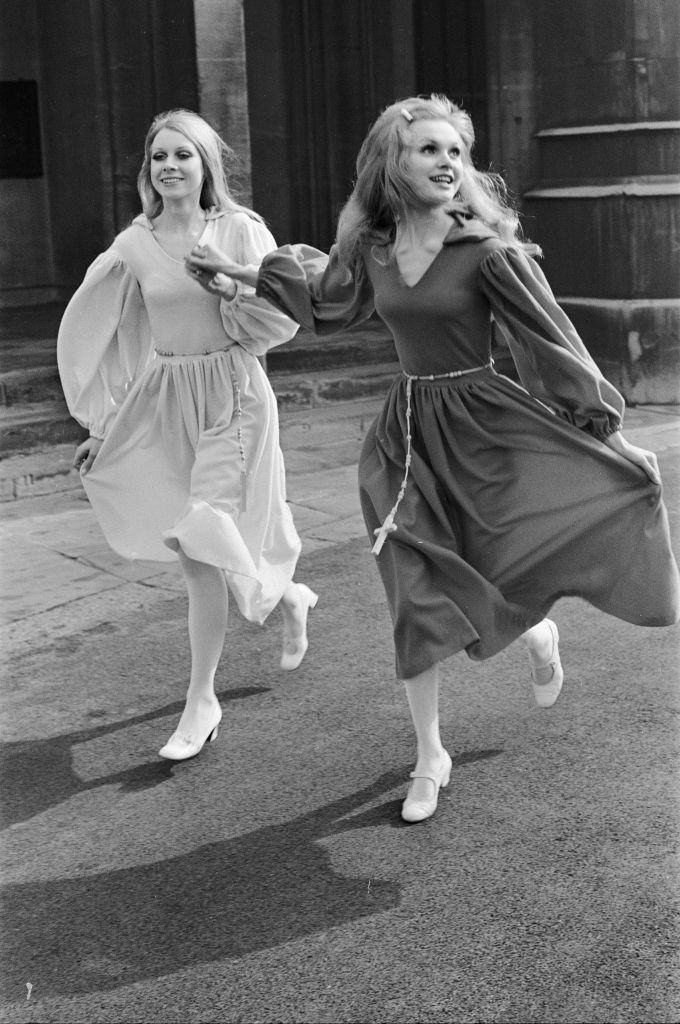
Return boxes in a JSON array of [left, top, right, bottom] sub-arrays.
[[1, 0, 678, 400]]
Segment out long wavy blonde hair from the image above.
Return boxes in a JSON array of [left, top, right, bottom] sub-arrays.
[[335, 94, 539, 270], [137, 108, 261, 222]]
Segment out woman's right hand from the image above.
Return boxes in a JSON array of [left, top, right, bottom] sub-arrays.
[[185, 243, 259, 287], [74, 436, 102, 475]]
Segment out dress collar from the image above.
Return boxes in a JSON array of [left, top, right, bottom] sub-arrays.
[[133, 208, 224, 231], [441, 202, 497, 245], [365, 203, 498, 249]]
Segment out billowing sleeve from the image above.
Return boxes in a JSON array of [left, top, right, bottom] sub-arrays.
[[57, 250, 153, 439], [480, 246, 624, 439], [256, 243, 376, 336], [218, 216, 299, 356]]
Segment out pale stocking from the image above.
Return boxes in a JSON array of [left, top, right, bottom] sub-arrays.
[[522, 619, 554, 666], [403, 663, 448, 801], [174, 549, 228, 741], [279, 580, 304, 636]]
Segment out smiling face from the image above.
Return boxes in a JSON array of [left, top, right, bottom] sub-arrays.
[[149, 128, 204, 202], [401, 118, 465, 207]]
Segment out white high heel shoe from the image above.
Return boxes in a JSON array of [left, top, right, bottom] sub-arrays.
[[401, 751, 452, 823], [280, 583, 319, 671], [158, 705, 222, 761], [528, 619, 564, 708]]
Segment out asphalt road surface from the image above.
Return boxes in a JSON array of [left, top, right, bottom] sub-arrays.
[[0, 414, 678, 1024]]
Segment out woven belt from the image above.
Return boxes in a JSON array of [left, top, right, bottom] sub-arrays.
[[154, 346, 234, 356], [371, 359, 494, 555]]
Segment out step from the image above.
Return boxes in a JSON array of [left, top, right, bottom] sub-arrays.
[[0, 400, 87, 456], [269, 361, 399, 409], [267, 319, 397, 373], [0, 362, 400, 458], [0, 364, 64, 405], [0, 302, 65, 348], [0, 396, 387, 502], [0, 327, 398, 407]]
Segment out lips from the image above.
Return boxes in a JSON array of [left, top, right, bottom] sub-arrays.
[[430, 175, 453, 184]]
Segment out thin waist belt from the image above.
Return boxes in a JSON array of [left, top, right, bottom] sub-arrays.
[[402, 359, 494, 383], [372, 359, 494, 555], [154, 345, 235, 357]]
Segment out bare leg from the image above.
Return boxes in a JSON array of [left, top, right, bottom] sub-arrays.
[[401, 663, 451, 820], [158, 550, 227, 757]]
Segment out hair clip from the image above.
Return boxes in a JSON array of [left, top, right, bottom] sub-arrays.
[[400, 108, 414, 123]]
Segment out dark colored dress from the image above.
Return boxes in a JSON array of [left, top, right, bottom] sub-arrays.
[[257, 215, 680, 678]]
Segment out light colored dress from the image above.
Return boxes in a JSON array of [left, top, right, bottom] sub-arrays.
[[58, 208, 301, 625], [256, 211, 680, 678]]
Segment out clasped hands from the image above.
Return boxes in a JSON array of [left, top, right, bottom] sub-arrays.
[[183, 244, 662, 489], [184, 243, 259, 298]]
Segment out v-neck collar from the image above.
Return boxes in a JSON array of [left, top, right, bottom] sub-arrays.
[[368, 207, 498, 288]]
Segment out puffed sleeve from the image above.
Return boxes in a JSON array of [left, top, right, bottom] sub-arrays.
[[218, 215, 299, 356], [256, 243, 376, 336], [57, 250, 153, 439], [479, 246, 624, 439]]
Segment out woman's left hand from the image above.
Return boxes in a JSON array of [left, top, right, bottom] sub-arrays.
[[604, 430, 661, 485]]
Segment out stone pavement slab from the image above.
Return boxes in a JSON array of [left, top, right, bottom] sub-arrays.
[[1, 399, 678, 628]]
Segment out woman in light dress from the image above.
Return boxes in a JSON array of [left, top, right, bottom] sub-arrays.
[[186, 94, 679, 822], [58, 110, 317, 762]]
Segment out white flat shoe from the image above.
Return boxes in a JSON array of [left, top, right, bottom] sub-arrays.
[[158, 706, 222, 761], [401, 751, 452, 823], [529, 619, 564, 708], [280, 583, 319, 671]]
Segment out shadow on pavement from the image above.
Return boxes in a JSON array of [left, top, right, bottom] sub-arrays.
[[0, 769, 406, 1001], [0, 750, 503, 1002], [0, 686, 269, 828]]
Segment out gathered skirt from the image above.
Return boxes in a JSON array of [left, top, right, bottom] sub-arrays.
[[82, 346, 301, 624], [359, 367, 680, 679]]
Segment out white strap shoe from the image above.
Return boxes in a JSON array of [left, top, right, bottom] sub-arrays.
[[401, 751, 452, 823], [158, 706, 222, 761], [280, 583, 319, 671], [529, 619, 564, 708]]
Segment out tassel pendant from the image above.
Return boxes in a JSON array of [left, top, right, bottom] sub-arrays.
[[240, 470, 247, 513]]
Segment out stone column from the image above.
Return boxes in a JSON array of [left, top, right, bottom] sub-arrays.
[[193, 0, 253, 205], [484, 0, 539, 201], [522, 0, 680, 403]]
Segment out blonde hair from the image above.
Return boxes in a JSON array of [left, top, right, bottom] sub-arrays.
[[335, 94, 539, 269], [137, 108, 261, 222]]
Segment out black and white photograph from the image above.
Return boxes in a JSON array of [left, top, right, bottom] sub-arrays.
[[0, 1, 678, 1021]]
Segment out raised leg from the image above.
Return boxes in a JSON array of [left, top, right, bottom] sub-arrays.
[[279, 581, 318, 670], [522, 618, 564, 707]]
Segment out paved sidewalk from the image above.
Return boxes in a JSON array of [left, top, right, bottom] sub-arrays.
[[1, 399, 679, 1024], [1, 400, 678, 631], [0, 400, 380, 628]]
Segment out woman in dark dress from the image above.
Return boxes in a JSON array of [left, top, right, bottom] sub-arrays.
[[186, 95, 679, 823]]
